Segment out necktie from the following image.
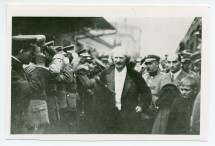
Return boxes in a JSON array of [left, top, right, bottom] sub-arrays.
[[171, 74, 174, 82]]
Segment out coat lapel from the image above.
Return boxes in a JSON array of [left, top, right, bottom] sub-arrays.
[[174, 70, 186, 85], [106, 67, 115, 92], [122, 72, 133, 98]]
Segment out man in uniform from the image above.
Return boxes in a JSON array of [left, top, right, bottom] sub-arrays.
[[142, 55, 164, 133], [11, 35, 51, 134], [74, 43, 96, 133]]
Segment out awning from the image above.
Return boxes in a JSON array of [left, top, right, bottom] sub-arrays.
[[12, 17, 116, 36]]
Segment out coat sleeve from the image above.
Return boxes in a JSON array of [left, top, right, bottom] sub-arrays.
[[134, 72, 152, 111], [190, 93, 200, 134], [75, 65, 96, 89], [55, 64, 74, 83], [12, 67, 51, 99]]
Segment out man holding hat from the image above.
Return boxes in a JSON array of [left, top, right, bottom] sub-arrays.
[[11, 35, 51, 134], [142, 55, 164, 133]]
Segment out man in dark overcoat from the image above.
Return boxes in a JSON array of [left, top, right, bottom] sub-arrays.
[[95, 47, 152, 134], [11, 35, 50, 134]]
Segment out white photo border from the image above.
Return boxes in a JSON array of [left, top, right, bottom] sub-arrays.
[[6, 5, 210, 141]]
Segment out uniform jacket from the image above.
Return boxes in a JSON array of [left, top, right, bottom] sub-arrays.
[[11, 57, 50, 133]]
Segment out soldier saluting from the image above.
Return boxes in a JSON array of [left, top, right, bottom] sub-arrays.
[[11, 35, 51, 134]]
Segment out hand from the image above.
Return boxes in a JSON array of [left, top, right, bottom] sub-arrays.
[[135, 106, 142, 113], [152, 96, 159, 103], [35, 53, 46, 67]]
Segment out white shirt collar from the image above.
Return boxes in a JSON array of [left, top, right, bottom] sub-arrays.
[[171, 69, 182, 80], [115, 66, 127, 74], [114, 66, 127, 110]]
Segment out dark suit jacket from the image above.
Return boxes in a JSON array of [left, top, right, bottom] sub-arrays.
[[95, 65, 152, 133], [11, 57, 50, 133], [158, 70, 188, 90]]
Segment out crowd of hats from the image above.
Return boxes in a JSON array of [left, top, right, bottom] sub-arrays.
[[12, 35, 85, 57]]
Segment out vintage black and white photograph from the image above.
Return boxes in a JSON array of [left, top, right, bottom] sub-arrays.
[[6, 5, 210, 140]]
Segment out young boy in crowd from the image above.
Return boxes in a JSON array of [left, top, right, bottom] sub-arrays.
[[166, 76, 199, 134]]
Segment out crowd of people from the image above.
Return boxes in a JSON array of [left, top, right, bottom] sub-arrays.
[[11, 34, 201, 135]]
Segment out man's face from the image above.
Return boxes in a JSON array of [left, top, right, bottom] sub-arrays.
[[179, 85, 196, 99], [181, 61, 190, 71], [145, 61, 158, 73], [113, 51, 127, 71], [167, 55, 181, 73], [193, 62, 201, 75], [20, 48, 35, 64]]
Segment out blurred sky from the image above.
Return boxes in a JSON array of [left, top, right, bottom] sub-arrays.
[[105, 17, 194, 58]]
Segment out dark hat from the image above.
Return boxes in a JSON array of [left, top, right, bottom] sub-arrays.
[[179, 50, 192, 59], [100, 55, 109, 61], [12, 35, 38, 55], [12, 35, 38, 43], [63, 45, 74, 53], [54, 46, 64, 52], [12, 35, 46, 46], [76, 42, 90, 57], [144, 55, 160, 63], [181, 58, 190, 63]]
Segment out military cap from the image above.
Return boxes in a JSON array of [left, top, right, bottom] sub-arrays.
[[94, 58, 106, 70], [144, 55, 160, 63], [12, 35, 38, 43], [190, 51, 201, 64], [181, 58, 190, 63], [100, 55, 109, 61], [13, 35, 46, 46], [12, 35, 38, 55], [180, 50, 192, 56], [75, 42, 90, 57], [63, 45, 74, 53], [54, 46, 64, 52], [44, 41, 54, 47], [136, 58, 142, 63]]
